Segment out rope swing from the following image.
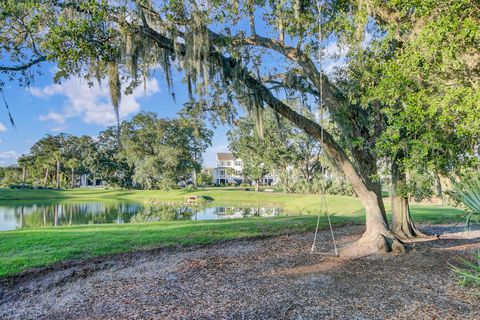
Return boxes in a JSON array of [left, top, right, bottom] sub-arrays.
[[310, 1, 338, 257]]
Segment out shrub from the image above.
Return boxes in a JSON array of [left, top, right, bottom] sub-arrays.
[[451, 254, 480, 291], [451, 175, 480, 227]]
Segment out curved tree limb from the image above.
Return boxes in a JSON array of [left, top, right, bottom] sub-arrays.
[[140, 22, 375, 198], [0, 56, 46, 72]]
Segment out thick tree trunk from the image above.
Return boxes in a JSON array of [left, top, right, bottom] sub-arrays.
[[340, 178, 405, 257], [22, 166, 26, 189], [391, 161, 426, 238], [56, 160, 60, 189], [255, 179, 259, 192], [351, 148, 387, 222]]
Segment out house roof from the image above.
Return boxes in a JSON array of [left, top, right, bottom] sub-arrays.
[[217, 153, 235, 161]]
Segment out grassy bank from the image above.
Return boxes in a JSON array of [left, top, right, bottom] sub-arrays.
[[0, 215, 357, 278], [0, 188, 465, 278]]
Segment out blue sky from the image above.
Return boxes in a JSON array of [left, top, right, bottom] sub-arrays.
[[0, 64, 231, 168]]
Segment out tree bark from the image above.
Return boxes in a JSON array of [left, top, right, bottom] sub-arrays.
[[56, 160, 61, 189], [255, 179, 259, 192], [391, 161, 426, 238]]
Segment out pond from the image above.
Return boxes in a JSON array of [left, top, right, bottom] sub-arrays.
[[0, 202, 283, 231]]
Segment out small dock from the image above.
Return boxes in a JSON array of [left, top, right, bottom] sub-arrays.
[[184, 195, 199, 205]]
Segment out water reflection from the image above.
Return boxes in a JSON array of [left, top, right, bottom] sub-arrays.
[[0, 202, 282, 231]]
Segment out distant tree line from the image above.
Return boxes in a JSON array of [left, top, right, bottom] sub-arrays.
[[2, 112, 212, 190]]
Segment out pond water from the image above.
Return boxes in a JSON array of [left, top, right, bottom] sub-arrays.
[[0, 202, 283, 231]]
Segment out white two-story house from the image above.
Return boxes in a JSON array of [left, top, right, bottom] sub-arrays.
[[213, 153, 244, 185]]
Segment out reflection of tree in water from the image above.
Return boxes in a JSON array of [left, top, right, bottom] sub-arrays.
[[241, 208, 262, 218], [212, 207, 281, 218], [2, 203, 283, 230], [130, 205, 194, 223], [10, 202, 143, 228]]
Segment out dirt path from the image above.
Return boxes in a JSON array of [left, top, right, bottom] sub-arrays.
[[1, 225, 479, 320]]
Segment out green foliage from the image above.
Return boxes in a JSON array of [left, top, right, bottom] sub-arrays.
[[0, 167, 22, 187], [120, 112, 212, 189], [228, 108, 324, 192], [452, 174, 480, 227], [130, 205, 193, 222], [198, 171, 214, 186], [11, 112, 211, 190], [451, 254, 480, 291]]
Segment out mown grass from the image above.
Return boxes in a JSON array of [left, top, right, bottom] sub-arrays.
[[0, 215, 359, 278], [0, 188, 466, 278]]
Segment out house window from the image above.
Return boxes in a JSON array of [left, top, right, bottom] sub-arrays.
[[219, 170, 225, 176], [235, 170, 242, 175], [235, 160, 242, 166], [227, 161, 231, 166]]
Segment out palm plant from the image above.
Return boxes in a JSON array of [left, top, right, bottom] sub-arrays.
[[451, 175, 480, 293], [452, 175, 480, 228], [451, 254, 480, 292]]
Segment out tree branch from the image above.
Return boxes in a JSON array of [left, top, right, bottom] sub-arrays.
[[0, 56, 46, 72], [139, 23, 374, 196]]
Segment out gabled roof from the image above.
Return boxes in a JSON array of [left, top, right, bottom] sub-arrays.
[[217, 153, 235, 161]]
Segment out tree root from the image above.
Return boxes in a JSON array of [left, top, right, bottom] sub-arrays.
[[393, 223, 429, 240], [339, 232, 406, 258]]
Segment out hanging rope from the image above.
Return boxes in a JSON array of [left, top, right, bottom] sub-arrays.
[[311, 1, 338, 257]]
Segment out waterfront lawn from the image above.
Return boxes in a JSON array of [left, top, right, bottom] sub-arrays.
[[0, 188, 465, 278]]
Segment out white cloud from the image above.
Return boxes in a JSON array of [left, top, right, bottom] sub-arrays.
[[324, 41, 347, 58], [51, 125, 68, 133], [34, 77, 160, 128], [0, 121, 7, 132], [0, 151, 19, 166], [39, 112, 66, 124]]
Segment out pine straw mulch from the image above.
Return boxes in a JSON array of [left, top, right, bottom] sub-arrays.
[[0, 224, 479, 320]]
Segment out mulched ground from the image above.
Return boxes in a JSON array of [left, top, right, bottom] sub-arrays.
[[1, 225, 479, 320]]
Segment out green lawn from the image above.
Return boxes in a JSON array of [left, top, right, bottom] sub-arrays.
[[0, 188, 466, 278]]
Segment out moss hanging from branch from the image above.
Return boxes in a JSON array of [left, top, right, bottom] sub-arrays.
[[108, 61, 121, 145]]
